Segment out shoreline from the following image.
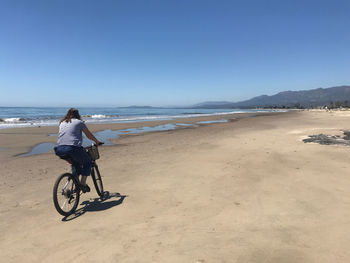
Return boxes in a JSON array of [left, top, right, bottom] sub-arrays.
[[2, 110, 350, 261], [0, 111, 289, 159], [0, 108, 285, 130]]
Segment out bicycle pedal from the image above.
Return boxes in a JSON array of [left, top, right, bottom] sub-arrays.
[[81, 185, 90, 193]]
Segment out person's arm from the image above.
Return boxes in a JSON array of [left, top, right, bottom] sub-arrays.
[[83, 127, 103, 145]]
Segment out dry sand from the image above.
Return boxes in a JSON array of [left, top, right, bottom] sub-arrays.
[[1, 110, 350, 262]]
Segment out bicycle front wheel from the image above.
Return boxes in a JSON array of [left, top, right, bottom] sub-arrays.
[[53, 173, 80, 216], [91, 164, 104, 197]]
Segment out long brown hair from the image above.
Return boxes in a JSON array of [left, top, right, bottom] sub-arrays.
[[60, 108, 82, 123]]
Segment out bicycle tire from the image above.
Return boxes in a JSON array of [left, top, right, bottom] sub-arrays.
[[53, 173, 80, 216], [91, 164, 104, 197]]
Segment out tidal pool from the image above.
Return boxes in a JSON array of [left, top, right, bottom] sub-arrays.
[[196, 119, 228, 124], [22, 123, 185, 156], [19, 142, 57, 157], [21, 120, 228, 156]]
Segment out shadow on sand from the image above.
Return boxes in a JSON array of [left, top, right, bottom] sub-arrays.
[[62, 191, 127, 221]]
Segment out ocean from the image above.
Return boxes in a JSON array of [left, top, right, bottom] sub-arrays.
[[0, 107, 279, 129]]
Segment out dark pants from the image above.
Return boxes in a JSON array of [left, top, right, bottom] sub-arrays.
[[55, 145, 92, 177]]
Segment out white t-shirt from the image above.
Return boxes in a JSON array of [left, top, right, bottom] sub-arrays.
[[57, 119, 87, 147]]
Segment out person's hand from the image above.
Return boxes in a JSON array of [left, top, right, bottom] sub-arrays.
[[96, 140, 104, 146]]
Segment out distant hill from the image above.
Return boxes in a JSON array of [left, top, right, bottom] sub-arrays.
[[193, 85, 350, 108]]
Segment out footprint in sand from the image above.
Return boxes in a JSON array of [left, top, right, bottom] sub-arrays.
[[19, 200, 40, 208]]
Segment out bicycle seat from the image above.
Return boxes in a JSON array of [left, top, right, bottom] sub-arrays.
[[58, 154, 70, 160], [54, 147, 73, 163], [58, 155, 73, 164]]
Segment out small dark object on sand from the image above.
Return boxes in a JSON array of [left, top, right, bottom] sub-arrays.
[[342, 131, 350, 140], [303, 131, 350, 146]]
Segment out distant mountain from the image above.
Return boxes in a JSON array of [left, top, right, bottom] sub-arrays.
[[193, 85, 350, 108]]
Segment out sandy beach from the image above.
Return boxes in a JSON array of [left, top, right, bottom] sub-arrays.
[[1, 110, 350, 262]]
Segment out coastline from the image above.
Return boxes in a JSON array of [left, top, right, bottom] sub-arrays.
[[0, 107, 279, 130], [0, 111, 286, 159], [2, 110, 350, 262]]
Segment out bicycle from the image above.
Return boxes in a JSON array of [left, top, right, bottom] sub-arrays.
[[53, 144, 104, 216]]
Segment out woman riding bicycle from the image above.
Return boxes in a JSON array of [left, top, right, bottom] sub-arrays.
[[54, 108, 103, 193]]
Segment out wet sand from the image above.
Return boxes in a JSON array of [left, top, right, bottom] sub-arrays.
[[1, 110, 350, 262], [0, 112, 277, 159]]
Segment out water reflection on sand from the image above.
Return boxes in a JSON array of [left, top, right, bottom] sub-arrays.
[[20, 119, 229, 156]]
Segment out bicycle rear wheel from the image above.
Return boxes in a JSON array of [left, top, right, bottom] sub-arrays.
[[91, 164, 104, 197], [53, 173, 80, 216]]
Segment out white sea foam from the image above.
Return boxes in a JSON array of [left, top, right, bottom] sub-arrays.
[[91, 114, 107, 118], [0, 109, 287, 129], [2, 118, 23, 123], [0, 119, 58, 129], [84, 111, 245, 124]]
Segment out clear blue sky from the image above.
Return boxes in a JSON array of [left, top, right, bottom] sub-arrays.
[[1, 0, 349, 107]]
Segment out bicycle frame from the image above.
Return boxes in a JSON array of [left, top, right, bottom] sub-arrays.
[[53, 144, 104, 216], [70, 160, 97, 179]]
